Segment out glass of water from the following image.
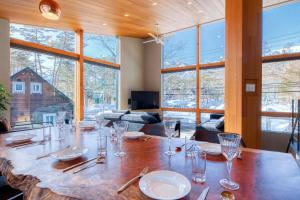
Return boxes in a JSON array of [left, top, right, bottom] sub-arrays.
[[191, 148, 207, 183], [98, 132, 107, 156], [185, 135, 196, 157]]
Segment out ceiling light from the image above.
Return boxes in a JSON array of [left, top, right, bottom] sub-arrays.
[[152, 2, 158, 6], [187, 1, 193, 5], [39, 0, 61, 20], [124, 13, 130, 17], [102, 23, 107, 26]]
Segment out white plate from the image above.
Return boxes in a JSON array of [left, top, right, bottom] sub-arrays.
[[199, 142, 222, 155], [139, 170, 191, 200], [124, 131, 145, 139], [6, 134, 36, 144], [51, 146, 88, 161]]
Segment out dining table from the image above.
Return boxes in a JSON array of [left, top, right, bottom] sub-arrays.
[[0, 127, 300, 200]]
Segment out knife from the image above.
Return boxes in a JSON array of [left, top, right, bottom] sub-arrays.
[[197, 187, 210, 200]]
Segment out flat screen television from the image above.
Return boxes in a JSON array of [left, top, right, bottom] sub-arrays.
[[131, 91, 159, 110]]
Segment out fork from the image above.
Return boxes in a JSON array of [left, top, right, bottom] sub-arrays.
[[117, 167, 149, 193], [73, 155, 106, 174]]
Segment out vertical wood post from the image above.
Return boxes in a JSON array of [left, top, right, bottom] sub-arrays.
[[196, 24, 201, 124], [225, 0, 262, 148], [75, 29, 84, 121]]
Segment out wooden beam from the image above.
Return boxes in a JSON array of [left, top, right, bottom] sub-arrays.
[[225, 0, 262, 148], [261, 111, 298, 118], [196, 24, 200, 124], [161, 65, 196, 73], [161, 108, 196, 112], [200, 109, 224, 114], [200, 61, 225, 69], [262, 52, 300, 63], [10, 38, 79, 60], [75, 30, 84, 121], [83, 56, 120, 69]]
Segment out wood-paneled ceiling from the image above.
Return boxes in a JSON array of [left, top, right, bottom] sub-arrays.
[[0, 0, 294, 38]]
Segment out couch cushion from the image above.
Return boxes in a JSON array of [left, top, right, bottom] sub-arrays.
[[102, 113, 124, 121], [121, 113, 159, 124], [196, 120, 222, 132], [215, 116, 224, 129]]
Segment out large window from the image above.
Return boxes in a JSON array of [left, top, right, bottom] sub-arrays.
[[200, 68, 225, 109], [263, 1, 300, 56], [162, 71, 196, 108], [10, 48, 75, 125], [201, 20, 225, 64], [83, 33, 119, 63], [10, 23, 75, 52], [262, 60, 300, 112], [84, 63, 119, 120], [162, 27, 197, 68]]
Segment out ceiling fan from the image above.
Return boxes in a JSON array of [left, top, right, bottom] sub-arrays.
[[143, 24, 165, 45]]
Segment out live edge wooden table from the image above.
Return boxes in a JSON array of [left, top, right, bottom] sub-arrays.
[[1, 129, 300, 200]]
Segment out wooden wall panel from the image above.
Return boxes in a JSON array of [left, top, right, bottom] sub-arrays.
[[75, 30, 84, 121], [225, 0, 262, 148]]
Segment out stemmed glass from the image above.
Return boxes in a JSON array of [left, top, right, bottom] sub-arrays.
[[164, 120, 176, 156], [56, 111, 66, 141], [113, 121, 128, 157], [218, 133, 241, 190], [95, 113, 106, 133]]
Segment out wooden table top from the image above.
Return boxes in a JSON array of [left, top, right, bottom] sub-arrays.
[[0, 128, 300, 200]]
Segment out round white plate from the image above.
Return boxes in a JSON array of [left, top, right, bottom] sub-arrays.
[[139, 170, 191, 200], [199, 142, 222, 155], [51, 146, 88, 161], [124, 131, 144, 139], [6, 134, 36, 144]]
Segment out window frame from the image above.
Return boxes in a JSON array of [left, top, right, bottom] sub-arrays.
[[12, 81, 25, 94], [30, 82, 42, 94]]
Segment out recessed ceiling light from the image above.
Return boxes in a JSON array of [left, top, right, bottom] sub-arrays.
[[187, 1, 193, 5], [124, 13, 130, 17], [102, 23, 107, 26], [198, 10, 203, 13], [152, 2, 158, 6]]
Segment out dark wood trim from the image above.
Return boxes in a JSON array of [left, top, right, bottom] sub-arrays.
[[84, 56, 120, 69], [10, 38, 80, 60], [76, 30, 84, 121], [200, 109, 224, 114], [261, 111, 298, 118], [200, 61, 225, 69], [161, 65, 196, 73], [262, 52, 300, 63], [161, 107, 196, 112]]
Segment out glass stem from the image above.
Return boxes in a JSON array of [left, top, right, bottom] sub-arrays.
[[118, 136, 122, 153], [168, 137, 171, 152], [226, 160, 232, 182]]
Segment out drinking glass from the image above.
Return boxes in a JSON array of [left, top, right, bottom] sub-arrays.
[[98, 133, 107, 156], [191, 148, 207, 183], [110, 128, 117, 142], [96, 114, 106, 132], [218, 133, 241, 190], [185, 135, 196, 157], [42, 123, 52, 141], [113, 121, 128, 157], [56, 111, 66, 141], [164, 120, 176, 156]]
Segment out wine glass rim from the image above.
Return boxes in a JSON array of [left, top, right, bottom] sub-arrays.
[[218, 133, 241, 138]]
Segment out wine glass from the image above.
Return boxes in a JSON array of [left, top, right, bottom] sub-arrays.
[[95, 113, 106, 133], [164, 120, 176, 156], [113, 121, 128, 157], [218, 133, 241, 190]]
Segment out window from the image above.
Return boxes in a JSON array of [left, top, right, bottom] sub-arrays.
[[162, 27, 197, 68], [262, 116, 294, 133], [43, 113, 56, 125], [162, 71, 196, 108], [200, 20, 225, 64], [31, 82, 42, 94], [263, 1, 300, 56], [12, 81, 25, 94], [262, 60, 300, 112], [84, 63, 119, 120], [200, 68, 225, 109], [10, 48, 75, 125], [83, 33, 119, 63], [10, 23, 75, 52]]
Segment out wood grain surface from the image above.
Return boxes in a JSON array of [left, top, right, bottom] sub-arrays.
[[0, 128, 300, 200]]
